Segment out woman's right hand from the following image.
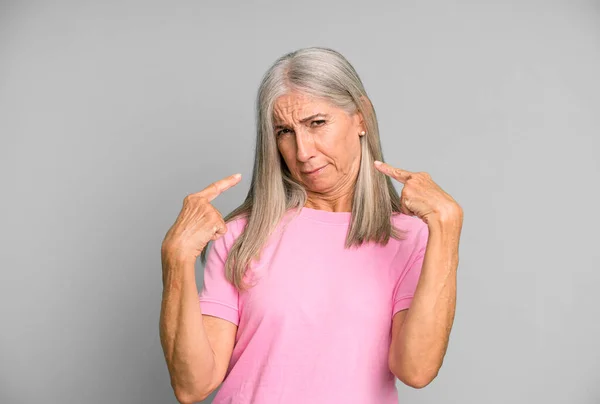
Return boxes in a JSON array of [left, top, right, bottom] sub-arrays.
[[161, 173, 242, 262]]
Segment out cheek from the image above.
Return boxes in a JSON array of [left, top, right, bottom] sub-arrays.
[[277, 142, 297, 170], [343, 130, 361, 155], [326, 132, 359, 163]]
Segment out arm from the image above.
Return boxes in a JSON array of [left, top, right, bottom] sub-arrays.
[[159, 250, 236, 403], [389, 210, 462, 388]]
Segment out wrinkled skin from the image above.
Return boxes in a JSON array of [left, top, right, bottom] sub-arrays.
[[273, 91, 366, 212]]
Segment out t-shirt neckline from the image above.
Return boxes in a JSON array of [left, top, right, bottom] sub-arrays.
[[296, 206, 352, 224]]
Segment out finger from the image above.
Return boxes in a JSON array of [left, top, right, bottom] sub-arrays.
[[400, 201, 411, 215], [196, 173, 242, 202], [373, 161, 413, 184], [215, 223, 228, 236], [400, 206, 413, 216], [210, 228, 227, 241], [208, 222, 228, 241], [400, 198, 415, 216]]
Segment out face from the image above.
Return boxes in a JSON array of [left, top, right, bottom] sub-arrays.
[[273, 91, 365, 203]]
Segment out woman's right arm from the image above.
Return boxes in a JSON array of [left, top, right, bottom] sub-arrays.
[[159, 173, 242, 403], [159, 251, 237, 404]]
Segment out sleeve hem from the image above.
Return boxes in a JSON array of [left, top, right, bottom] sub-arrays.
[[392, 295, 414, 316], [199, 299, 239, 326]]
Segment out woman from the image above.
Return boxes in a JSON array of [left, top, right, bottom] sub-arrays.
[[160, 47, 463, 404]]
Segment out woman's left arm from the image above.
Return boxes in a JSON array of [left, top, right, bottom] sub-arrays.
[[373, 160, 464, 388], [390, 212, 462, 388]]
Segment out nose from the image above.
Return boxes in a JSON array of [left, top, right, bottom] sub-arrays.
[[295, 131, 316, 163]]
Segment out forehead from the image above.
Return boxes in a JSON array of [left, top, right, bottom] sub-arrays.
[[272, 92, 334, 122]]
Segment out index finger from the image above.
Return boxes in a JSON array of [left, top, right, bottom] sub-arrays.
[[374, 161, 413, 183], [197, 173, 242, 201]]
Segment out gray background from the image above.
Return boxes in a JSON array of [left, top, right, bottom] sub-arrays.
[[1, 1, 599, 403]]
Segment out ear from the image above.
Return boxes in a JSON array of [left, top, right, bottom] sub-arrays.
[[356, 95, 372, 132]]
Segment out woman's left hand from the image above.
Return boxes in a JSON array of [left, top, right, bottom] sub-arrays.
[[374, 160, 463, 225]]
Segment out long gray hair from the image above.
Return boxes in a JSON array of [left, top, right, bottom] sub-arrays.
[[200, 46, 407, 291]]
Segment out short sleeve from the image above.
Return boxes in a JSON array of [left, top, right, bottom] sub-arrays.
[[198, 221, 241, 326], [392, 221, 429, 315]]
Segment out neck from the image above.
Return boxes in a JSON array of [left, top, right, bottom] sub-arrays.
[[304, 194, 353, 213]]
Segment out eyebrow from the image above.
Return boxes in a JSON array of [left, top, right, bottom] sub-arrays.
[[273, 113, 329, 129]]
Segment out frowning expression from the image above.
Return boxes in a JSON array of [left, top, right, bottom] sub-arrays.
[[273, 91, 365, 196]]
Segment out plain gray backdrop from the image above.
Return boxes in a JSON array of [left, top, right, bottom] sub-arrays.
[[1, 1, 599, 403]]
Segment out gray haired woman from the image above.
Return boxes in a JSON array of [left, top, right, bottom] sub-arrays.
[[160, 47, 463, 404]]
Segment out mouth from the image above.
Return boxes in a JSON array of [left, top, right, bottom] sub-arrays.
[[301, 165, 328, 175]]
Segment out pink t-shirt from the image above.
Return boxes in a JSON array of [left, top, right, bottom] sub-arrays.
[[198, 206, 428, 404]]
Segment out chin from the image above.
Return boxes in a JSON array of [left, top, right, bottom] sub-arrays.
[[305, 179, 337, 192]]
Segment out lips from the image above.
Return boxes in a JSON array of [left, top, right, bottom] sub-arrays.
[[302, 165, 327, 174]]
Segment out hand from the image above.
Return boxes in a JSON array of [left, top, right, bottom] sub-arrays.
[[161, 173, 242, 262], [374, 160, 462, 225]]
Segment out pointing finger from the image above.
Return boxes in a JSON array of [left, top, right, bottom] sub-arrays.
[[373, 161, 413, 183], [196, 173, 242, 202]]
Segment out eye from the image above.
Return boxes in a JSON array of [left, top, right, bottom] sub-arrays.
[[276, 128, 292, 137], [311, 120, 326, 127]]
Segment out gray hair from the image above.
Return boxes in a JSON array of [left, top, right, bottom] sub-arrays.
[[200, 46, 407, 291]]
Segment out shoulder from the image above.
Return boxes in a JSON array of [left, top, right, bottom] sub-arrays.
[[391, 213, 429, 249], [226, 215, 248, 235], [218, 215, 248, 247], [392, 213, 428, 234]]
